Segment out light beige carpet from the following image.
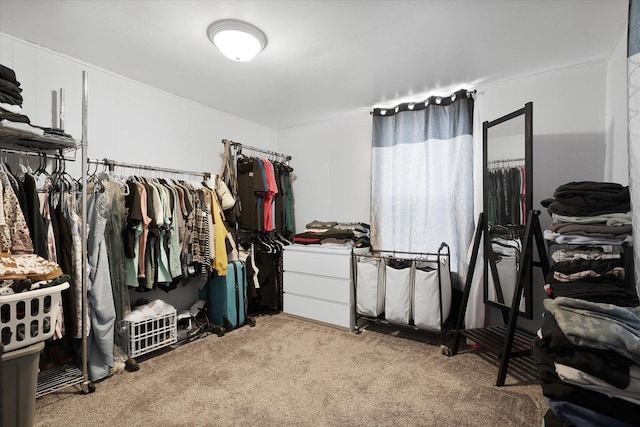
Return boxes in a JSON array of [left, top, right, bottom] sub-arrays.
[[34, 314, 547, 426]]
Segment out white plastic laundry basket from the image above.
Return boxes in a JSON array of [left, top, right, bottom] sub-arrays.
[[0, 282, 70, 352]]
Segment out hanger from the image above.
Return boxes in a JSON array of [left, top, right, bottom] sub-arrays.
[[275, 232, 292, 245], [35, 153, 49, 176], [16, 157, 29, 178]]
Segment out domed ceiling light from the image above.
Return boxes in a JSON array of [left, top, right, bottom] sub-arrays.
[[207, 19, 268, 62]]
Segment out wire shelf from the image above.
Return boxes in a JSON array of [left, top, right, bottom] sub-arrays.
[[36, 364, 84, 398], [0, 128, 78, 153]]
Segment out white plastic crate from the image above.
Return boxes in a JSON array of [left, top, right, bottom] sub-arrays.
[[123, 310, 177, 358], [0, 282, 70, 352]]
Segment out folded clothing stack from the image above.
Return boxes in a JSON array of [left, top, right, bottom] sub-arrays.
[[0, 64, 24, 113], [0, 63, 44, 135], [535, 181, 639, 426], [540, 181, 635, 306], [0, 252, 68, 295], [0, 253, 64, 281], [293, 220, 370, 247], [0, 63, 72, 139], [541, 181, 631, 218]]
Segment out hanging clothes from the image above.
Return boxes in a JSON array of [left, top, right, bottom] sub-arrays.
[[102, 180, 131, 349], [487, 164, 526, 227], [236, 155, 295, 236], [21, 172, 48, 257], [86, 190, 116, 381], [108, 174, 228, 288], [0, 168, 33, 254], [49, 193, 78, 339], [202, 183, 228, 276], [236, 156, 266, 231], [238, 232, 286, 313]]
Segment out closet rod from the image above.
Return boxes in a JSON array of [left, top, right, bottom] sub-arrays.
[[487, 157, 525, 165], [367, 243, 450, 260], [86, 157, 211, 180], [222, 138, 292, 161], [0, 148, 75, 162], [359, 251, 445, 261]]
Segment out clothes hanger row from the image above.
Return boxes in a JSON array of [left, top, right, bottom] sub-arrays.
[[236, 229, 292, 252], [86, 158, 210, 181], [222, 139, 292, 164], [487, 158, 525, 169]]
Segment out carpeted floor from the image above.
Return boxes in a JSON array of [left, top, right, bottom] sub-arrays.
[[34, 314, 548, 426]]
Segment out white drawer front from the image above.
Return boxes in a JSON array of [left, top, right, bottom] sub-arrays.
[[283, 271, 351, 304], [284, 248, 351, 279], [283, 293, 351, 329]]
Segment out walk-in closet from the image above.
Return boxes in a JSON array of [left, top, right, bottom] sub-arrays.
[[0, 2, 636, 426]]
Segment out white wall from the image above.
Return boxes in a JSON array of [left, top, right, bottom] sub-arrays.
[[605, 27, 629, 185], [0, 33, 277, 310], [277, 111, 372, 232]]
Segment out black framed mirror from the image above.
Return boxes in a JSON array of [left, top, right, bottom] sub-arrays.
[[483, 102, 533, 319]]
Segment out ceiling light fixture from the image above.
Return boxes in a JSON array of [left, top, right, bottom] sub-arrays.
[[207, 19, 267, 62]]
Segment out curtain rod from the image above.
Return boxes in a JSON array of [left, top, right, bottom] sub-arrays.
[[222, 139, 292, 161], [87, 158, 211, 179], [370, 89, 476, 116]]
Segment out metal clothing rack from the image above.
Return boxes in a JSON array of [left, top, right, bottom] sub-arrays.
[[35, 71, 92, 397], [86, 157, 211, 180], [352, 243, 452, 349], [222, 138, 292, 162]]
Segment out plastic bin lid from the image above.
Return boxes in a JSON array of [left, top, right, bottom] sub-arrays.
[[0, 341, 44, 362]]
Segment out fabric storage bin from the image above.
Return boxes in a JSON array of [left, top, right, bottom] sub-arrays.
[[0, 282, 69, 352], [413, 256, 452, 330], [384, 259, 412, 325], [355, 256, 385, 317]]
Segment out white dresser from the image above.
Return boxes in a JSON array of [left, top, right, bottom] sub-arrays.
[[283, 244, 363, 330]]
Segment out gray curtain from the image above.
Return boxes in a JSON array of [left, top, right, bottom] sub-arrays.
[[371, 91, 475, 283], [629, 0, 640, 298]]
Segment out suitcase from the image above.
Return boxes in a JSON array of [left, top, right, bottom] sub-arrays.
[[200, 260, 254, 331]]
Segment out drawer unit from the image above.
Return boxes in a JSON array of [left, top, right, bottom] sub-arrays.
[[283, 245, 357, 330], [283, 293, 351, 329], [283, 271, 350, 304], [283, 246, 351, 279]]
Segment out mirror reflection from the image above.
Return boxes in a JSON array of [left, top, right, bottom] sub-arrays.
[[483, 107, 532, 318]]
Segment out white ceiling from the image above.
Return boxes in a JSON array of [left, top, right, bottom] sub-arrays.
[[0, 0, 629, 130]]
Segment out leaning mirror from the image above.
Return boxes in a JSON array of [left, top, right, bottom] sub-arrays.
[[483, 102, 533, 319]]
